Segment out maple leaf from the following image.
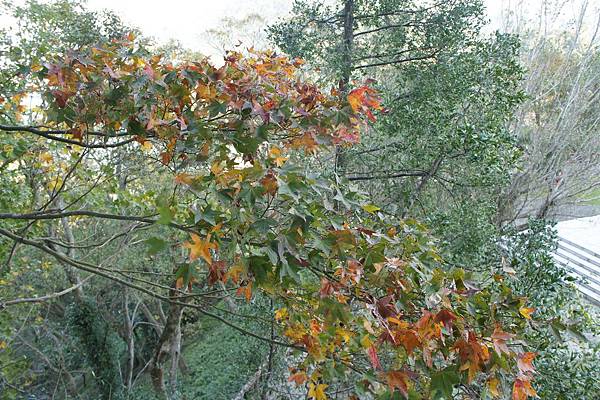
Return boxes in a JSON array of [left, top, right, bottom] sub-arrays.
[[236, 282, 253, 302], [491, 325, 514, 356], [453, 331, 490, 383], [430, 368, 459, 399], [51, 90, 71, 108], [225, 263, 245, 284], [67, 127, 83, 141], [175, 173, 194, 185], [376, 295, 398, 319], [488, 377, 501, 398], [346, 259, 363, 283], [434, 309, 457, 330], [259, 172, 278, 195], [517, 352, 536, 375], [385, 370, 410, 398], [367, 345, 382, 370], [512, 378, 537, 400], [308, 383, 328, 400], [160, 151, 172, 165], [519, 307, 535, 320], [207, 260, 227, 286], [288, 371, 308, 386], [39, 152, 53, 163], [395, 329, 420, 355], [274, 308, 288, 321], [268, 147, 288, 167], [183, 233, 217, 264], [319, 277, 335, 298], [348, 87, 367, 112]]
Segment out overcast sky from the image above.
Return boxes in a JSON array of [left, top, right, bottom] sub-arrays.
[[3, 0, 599, 57]]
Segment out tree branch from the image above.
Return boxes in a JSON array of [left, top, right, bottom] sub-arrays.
[[0, 125, 136, 148], [0, 276, 91, 308]]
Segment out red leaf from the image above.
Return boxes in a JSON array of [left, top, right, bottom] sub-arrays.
[[207, 260, 227, 286], [367, 345, 382, 370], [376, 295, 398, 319], [51, 90, 70, 108], [434, 309, 457, 330]]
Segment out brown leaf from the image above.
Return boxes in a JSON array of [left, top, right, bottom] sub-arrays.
[[51, 90, 70, 108], [385, 370, 410, 398], [434, 309, 457, 330], [491, 325, 514, 356]]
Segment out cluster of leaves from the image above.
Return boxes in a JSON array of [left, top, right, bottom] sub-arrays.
[[0, 34, 542, 399], [502, 220, 600, 399], [268, 0, 525, 269]]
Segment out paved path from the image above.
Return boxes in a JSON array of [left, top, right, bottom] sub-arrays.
[[555, 215, 600, 306]]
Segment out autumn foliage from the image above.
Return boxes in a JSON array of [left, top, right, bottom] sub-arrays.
[[4, 35, 539, 399]]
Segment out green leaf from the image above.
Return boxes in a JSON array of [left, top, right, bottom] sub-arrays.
[[146, 237, 167, 255], [361, 204, 381, 213], [430, 367, 459, 399], [194, 205, 217, 225], [175, 263, 195, 287], [157, 205, 174, 225]]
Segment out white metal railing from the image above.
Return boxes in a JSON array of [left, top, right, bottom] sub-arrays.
[[553, 236, 600, 307]]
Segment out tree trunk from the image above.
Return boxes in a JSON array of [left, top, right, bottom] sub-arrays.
[[335, 0, 355, 175], [149, 285, 186, 399]]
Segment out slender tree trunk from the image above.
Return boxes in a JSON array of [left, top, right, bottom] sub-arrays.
[[335, 0, 355, 175], [58, 197, 84, 300], [150, 284, 187, 399], [124, 290, 135, 392], [402, 155, 444, 218]]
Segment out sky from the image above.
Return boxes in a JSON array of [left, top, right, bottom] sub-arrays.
[[85, 0, 600, 50], [2, 0, 599, 57], [84, 0, 295, 55]]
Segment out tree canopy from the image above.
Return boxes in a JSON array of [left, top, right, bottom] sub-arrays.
[[0, 1, 598, 399]]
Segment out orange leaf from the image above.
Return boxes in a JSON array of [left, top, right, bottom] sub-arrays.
[[385, 371, 410, 398], [259, 172, 278, 195], [517, 352, 536, 375], [512, 378, 537, 400], [288, 371, 308, 386], [236, 282, 252, 301], [182, 233, 217, 264], [175, 173, 194, 185]]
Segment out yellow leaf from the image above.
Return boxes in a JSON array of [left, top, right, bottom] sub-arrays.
[[363, 319, 375, 335], [361, 204, 380, 213], [488, 377, 500, 398], [519, 307, 535, 320], [308, 383, 328, 400], [141, 140, 153, 152], [269, 146, 288, 166], [360, 335, 373, 349], [274, 308, 288, 321], [336, 328, 352, 343], [39, 152, 53, 163]]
